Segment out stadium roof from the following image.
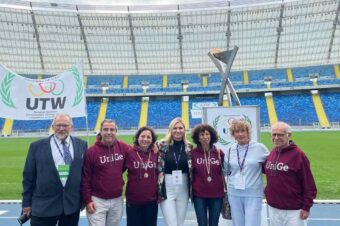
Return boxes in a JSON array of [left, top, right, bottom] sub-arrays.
[[0, 0, 339, 75]]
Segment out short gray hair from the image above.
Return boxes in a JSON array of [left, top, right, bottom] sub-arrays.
[[52, 113, 73, 126], [271, 121, 291, 133]]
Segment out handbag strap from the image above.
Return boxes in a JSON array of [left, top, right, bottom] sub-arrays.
[[218, 149, 229, 192], [226, 146, 231, 184]]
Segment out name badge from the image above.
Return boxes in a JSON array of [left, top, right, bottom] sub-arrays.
[[172, 170, 182, 185], [234, 172, 245, 190], [58, 164, 70, 180]]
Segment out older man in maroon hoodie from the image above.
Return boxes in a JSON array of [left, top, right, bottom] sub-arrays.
[[264, 121, 317, 226], [82, 119, 130, 226]]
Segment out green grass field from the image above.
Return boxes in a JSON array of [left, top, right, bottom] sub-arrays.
[[0, 131, 339, 200]]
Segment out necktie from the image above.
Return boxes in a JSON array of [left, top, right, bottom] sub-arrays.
[[61, 140, 72, 165]]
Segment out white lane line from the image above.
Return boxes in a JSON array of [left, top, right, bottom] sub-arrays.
[[80, 214, 165, 220], [308, 218, 340, 221]]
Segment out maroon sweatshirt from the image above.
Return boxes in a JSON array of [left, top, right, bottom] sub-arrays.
[[264, 141, 317, 211], [191, 147, 224, 198], [81, 137, 130, 205], [125, 146, 158, 205]]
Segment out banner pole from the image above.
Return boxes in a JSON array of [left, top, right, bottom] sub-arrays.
[[81, 63, 90, 146]]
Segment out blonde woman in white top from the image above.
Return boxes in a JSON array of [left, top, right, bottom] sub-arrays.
[[224, 120, 269, 226]]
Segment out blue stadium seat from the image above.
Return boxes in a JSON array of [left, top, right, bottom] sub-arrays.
[[87, 75, 124, 87], [0, 117, 4, 131], [209, 71, 243, 84], [249, 68, 286, 82], [106, 99, 140, 130], [270, 81, 313, 88], [320, 92, 340, 123], [239, 95, 269, 126], [71, 99, 101, 131], [85, 99, 101, 130], [12, 119, 51, 132], [86, 88, 102, 94], [168, 73, 201, 86], [230, 71, 244, 82], [72, 117, 87, 131], [317, 79, 340, 86], [128, 75, 163, 87], [274, 94, 318, 125], [148, 97, 182, 129], [236, 84, 266, 90], [292, 65, 335, 80], [208, 73, 222, 84]]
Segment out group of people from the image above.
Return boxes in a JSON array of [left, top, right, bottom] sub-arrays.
[[21, 113, 317, 226]]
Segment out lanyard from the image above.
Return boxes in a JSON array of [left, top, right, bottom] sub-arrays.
[[203, 149, 211, 176], [136, 149, 153, 179], [136, 151, 152, 171], [236, 144, 249, 173], [53, 136, 69, 163], [172, 144, 183, 169]]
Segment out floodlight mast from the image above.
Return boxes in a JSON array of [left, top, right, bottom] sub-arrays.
[[208, 46, 240, 107]]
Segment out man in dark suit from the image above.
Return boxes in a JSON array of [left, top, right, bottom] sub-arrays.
[[22, 113, 87, 226]]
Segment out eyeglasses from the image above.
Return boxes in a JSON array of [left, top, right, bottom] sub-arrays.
[[272, 133, 287, 137], [54, 124, 70, 128], [102, 128, 116, 132]]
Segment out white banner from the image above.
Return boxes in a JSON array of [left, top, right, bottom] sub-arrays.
[[202, 106, 260, 150], [0, 64, 86, 120]]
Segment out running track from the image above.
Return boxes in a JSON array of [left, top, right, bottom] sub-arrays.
[[0, 200, 339, 226]]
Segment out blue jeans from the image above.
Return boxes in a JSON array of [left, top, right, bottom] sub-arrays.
[[193, 196, 223, 226]]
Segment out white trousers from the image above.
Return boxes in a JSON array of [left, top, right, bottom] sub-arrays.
[[87, 195, 123, 226], [268, 205, 307, 226], [160, 173, 189, 226], [228, 195, 262, 226]]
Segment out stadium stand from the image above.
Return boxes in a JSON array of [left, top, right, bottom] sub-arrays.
[[239, 95, 270, 126], [248, 68, 287, 82], [317, 79, 340, 86], [128, 75, 163, 87], [105, 98, 141, 130], [292, 65, 336, 81], [82, 64, 339, 95], [86, 88, 102, 94], [87, 75, 124, 87], [274, 94, 319, 126], [1, 95, 338, 133], [85, 99, 101, 131], [208, 73, 222, 84], [72, 117, 87, 131], [12, 119, 51, 132], [9, 89, 339, 133], [3, 64, 340, 133], [167, 73, 201, 86], [0, 118, 4, 131], [147, 97, 182, 129], [320, 92, 340, 124]]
